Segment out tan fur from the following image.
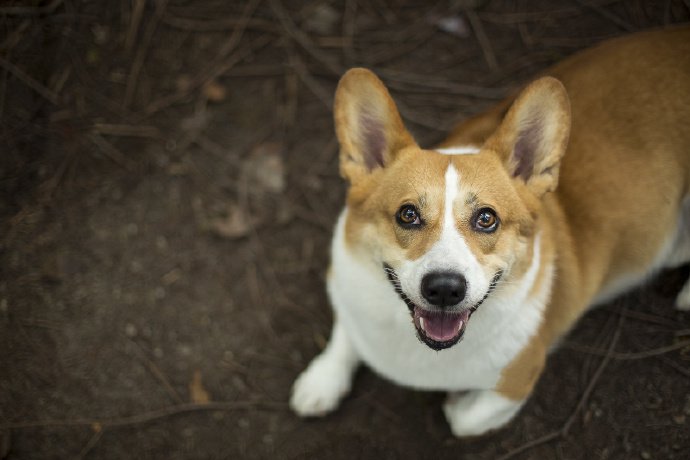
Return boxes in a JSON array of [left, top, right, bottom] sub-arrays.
[[492, 27, 690, 398], [330, 26, 689, 417]]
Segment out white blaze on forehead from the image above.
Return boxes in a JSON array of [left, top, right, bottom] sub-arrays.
[[443, 164, 460, 232], [397, 162, 487, 307], [396, 162, 489, 308], [435, 146, 480, 156]]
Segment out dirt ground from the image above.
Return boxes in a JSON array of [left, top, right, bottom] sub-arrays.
[[1, 1, 690, 459]]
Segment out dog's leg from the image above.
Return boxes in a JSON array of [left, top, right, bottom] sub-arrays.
[[672, 232, 690, 310], [290, 318, 360, 416], [667, 197, 690, 310], [443, 389, 525, 437], [443, 335, 545, 436], [676, 281, 690, 311]]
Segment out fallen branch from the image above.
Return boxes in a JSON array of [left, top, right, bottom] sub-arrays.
[[0, 56, 58, 104], [565, 338, 690, 360], [1, 400, 286, 431]]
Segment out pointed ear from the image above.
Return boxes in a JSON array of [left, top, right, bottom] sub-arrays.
[[485, 77, 571, 196], [334, 68, 416, 183]]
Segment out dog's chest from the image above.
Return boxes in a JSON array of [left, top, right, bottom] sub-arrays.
[[327, 211, 548, 391]]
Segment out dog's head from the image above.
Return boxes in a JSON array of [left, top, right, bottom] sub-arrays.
[[334, 69, 570, 350]]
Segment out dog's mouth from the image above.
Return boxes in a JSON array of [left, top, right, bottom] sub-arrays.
[[413, 307, 470, 350], [383, 264, 502, 351]]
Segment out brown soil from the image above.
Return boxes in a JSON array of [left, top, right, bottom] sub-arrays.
[[1, 1, 689, 459]]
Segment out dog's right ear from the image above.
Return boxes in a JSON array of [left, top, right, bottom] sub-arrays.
[[334, 68, 416, 183]]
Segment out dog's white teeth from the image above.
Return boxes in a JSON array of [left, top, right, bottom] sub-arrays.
[[457, 320, 464, 333], [419, 317, 426, 332]]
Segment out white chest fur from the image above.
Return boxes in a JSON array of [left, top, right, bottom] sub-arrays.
[[328, 209, 552, 391]]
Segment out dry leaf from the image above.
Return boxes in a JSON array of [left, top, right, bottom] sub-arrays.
[[203, 80, 227, 102], [209, 204, 255, 239], [243, 142, 285, 194], [434, 15, 469, 38], [189, 369, 211, 404], [304, 4, 340, 35]]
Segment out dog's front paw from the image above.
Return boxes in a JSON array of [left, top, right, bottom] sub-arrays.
[[443, 389, 524, 437], [675, 280, 690, 311], [290, 357, 353, 417]]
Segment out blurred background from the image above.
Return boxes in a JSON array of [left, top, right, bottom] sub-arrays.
[[1, 1, 689, 458]]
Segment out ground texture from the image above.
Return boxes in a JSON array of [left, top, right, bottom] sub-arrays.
[[1, 1, 690, 458]]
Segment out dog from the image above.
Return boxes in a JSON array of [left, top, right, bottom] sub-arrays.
[[290, 26, 690, 436]]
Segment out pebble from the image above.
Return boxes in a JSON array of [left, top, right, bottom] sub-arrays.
[[125, 323, 137, 337]]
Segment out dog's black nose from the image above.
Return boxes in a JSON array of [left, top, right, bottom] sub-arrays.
[[421, 272, 467, 307]]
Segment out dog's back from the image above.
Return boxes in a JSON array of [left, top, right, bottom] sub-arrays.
[[447, 26, 690, 337]]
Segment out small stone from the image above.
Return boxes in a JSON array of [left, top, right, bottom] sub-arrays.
[[640, 451, 651, 460], [202, 80, 227, 102], [125, 323, 137, 337], [178, 344, 192, 357], [304, 4, 339, 35]]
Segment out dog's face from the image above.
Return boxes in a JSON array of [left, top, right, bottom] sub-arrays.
[[334, 69, 570, 350]]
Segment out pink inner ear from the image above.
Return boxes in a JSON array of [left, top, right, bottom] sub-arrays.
[[359, 111, 386, 170], [513, 123, 541, 180]]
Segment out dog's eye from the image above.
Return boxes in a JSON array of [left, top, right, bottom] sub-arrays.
[[396, 204, 422, 227], [473, 208, 499, 232]]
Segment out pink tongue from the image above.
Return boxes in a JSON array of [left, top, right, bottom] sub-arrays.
[[419, 310, 469, 342]]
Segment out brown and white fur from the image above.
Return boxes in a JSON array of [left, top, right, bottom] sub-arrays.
[[290, 27, 690, 436]]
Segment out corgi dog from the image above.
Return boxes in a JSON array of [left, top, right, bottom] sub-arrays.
[[290, 27, 690, 436]]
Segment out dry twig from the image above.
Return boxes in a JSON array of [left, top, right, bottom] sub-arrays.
[[0, 401, 286, 431], [162, 15, 280, 34], [125, 0, 146, 54], [574, 0, 635, 31], [92, 123, 160, 138], [74, 429, 103, 460], [565, 338, 690, 360], [124, 0, 169, 108], [128, 339, 184, 404], [86, 133, 135, 170], [466, 9, 498, 71], [0, 0, 64, 15], [268, 0, 343, 75], [144, 34, 273, 115], [290, 55, 333, 110], [0, 56, 58, 104]]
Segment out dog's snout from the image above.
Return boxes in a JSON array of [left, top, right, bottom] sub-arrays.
[[421, 272, 467, 307]]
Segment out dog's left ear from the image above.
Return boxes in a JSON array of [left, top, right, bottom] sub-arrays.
[[334, 68, 417, 183], [485, 77, 571, 196]]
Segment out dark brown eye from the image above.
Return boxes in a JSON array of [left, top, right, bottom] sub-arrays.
[[473, 208, 499, 232], [396, 205, 422, 227]]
